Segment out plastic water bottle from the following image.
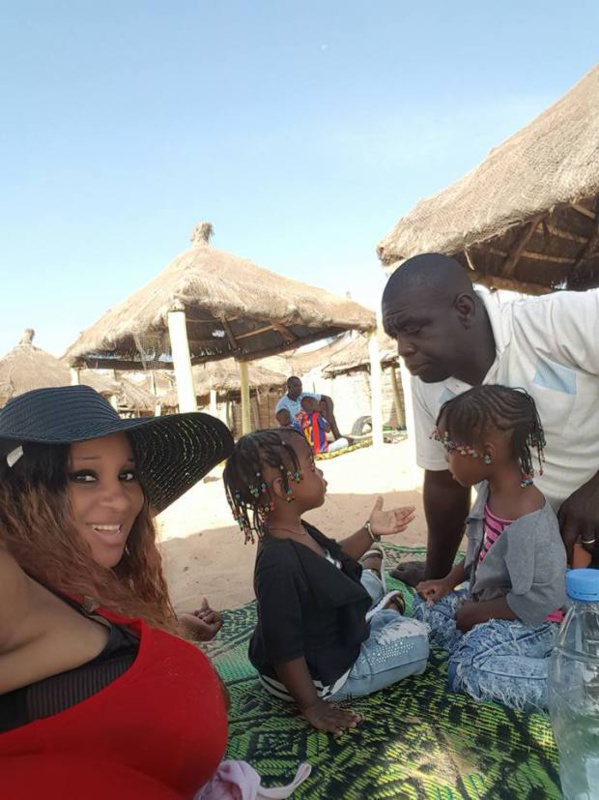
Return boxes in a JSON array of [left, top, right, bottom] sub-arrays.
[[549, 569, 599, 799]]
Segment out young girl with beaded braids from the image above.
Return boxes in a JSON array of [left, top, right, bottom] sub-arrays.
[[415, 384, 567, 711], [223, 428, 429, 735]]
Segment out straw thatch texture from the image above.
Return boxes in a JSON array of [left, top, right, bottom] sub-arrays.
[[0, 331, 70, 406], [322, 331, 398, 377], [64, 224, 375, 370], [192, 359, 286, 393], [114, 377, 157, 414], [377, 65, 599, 293], [79, 370, 120, 398], [161, 359, 286, 407], [260, 333, 355, 378]]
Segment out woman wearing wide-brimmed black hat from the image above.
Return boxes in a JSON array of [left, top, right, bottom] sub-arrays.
[[0, 385, 234, 799]]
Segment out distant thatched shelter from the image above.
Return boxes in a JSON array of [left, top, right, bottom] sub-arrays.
[[377, 65, 599, 294], [0, 329, 157, 417], [64, 223, 375, 370], [321, 332, 405, 431], [162, 358, 286, 437], [0, 330, 70, 406], [322, 332, 398, 376], [64, 223, 379, 436]]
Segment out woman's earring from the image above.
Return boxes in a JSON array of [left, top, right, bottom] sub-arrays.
[[483, 454, 492, 465]]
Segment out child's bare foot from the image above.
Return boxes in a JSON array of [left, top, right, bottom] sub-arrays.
[[301, 698, 363, 735]]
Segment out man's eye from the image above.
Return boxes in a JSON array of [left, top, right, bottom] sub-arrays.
[[403, 326, 421, 335]]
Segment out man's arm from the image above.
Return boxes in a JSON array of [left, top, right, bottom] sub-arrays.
[[423, 469, 470, 580], [319, 395, 341, 439], [558, 471, 599, 564]]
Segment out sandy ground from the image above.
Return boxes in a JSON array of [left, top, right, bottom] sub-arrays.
[[158, 440, 426, 613]]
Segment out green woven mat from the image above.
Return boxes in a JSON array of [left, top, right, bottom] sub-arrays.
[[205, 545, 560, 799]]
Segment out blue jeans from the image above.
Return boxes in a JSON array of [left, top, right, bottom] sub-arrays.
[[413, 591, 559, 711], [331, 569, 429, 700]]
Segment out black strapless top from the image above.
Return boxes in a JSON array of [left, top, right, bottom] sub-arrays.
[[0, 591, 139, 732]]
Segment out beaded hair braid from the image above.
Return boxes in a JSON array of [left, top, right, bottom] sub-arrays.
[[436, 385, 546, 485], [223, 428, 306, 542]]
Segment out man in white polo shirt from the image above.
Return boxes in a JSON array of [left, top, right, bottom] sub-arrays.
[[382, 253, 599, 586]]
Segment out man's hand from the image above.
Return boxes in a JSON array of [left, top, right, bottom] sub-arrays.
[[557, 472, 599, 563], [301, 697, 363, 735], [179, 597, 223, 642], [417, 577, 452, 605], [369, 496, 416, 536]]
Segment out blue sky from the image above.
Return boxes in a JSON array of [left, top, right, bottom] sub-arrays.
[[1, 1, 597, 357]]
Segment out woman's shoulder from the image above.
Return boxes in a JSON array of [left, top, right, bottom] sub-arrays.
[[0, 547, 32, 651]]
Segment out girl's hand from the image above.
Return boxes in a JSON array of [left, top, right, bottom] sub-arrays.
[[301, 698, 363, 735], [369, 496, 415, 537], [180, 597, 223, 642], [417, 578, 452, 605]]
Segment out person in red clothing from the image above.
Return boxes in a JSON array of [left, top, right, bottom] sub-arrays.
[[298, 395, 349, 454], [0, 385, 234, 799]]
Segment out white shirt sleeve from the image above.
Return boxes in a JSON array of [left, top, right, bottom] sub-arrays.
[[275, 396, 289, 414], [411, 380, 449, 471], [515, 289, 599, 374]]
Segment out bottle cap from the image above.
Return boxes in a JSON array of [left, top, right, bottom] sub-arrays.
[[566, 569, 599, 602]]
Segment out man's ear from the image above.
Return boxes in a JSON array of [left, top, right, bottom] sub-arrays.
[[454, 293, 476, 329], [271, 477, 286, 500]]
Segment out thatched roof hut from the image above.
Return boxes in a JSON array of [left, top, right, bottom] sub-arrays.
[[0, 330, 71, 406], [64, 222, 376, 370], [162, 359, 286, 407], [377, 65, 599, 294], [322, 332, 398, 377]]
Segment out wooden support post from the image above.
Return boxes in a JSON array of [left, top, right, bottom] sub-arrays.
[[209, 389, 218, 418], [389, 365, 405, 429], [150, 371, 161, 417], [238, 360, 251, 435], [70, 368, 80, 386], [167, 306, 197, 413], [368, 331, 384, 447]]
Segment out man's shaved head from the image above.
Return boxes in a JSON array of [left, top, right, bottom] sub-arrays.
[[382, 253, 473, 307], [381, 253, 492, 384]]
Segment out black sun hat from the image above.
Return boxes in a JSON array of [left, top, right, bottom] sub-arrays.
[[0, 385, 234, 514]]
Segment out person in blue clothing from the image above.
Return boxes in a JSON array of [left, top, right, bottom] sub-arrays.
[[275, 376, 342, 439]]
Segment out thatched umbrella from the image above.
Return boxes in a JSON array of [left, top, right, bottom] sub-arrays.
[[377, 65, 599, 294], [64, 223, 379, 437], [322, 331, 398, 376], [191, 359, 286, 393], [0, 329, 71, 406], [162, 360, 286, 407], [322, 331, 404, 430]]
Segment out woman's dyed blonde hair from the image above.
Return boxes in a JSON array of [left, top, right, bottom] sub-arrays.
[[0, 440, 179, 633]]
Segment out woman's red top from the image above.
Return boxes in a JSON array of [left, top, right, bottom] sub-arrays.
[[0, 608, 228, 799]]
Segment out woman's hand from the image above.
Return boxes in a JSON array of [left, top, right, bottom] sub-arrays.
[[179, 597, 223, 642], [417, 578, 452, 605], [369, 496, 415, 537], [301, 697, 363, 735]]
